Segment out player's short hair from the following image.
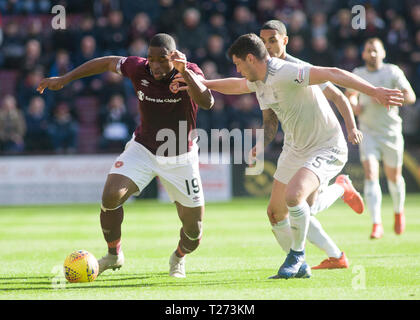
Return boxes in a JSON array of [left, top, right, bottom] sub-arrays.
[[261, 20, 287, 36], [364, 37, 385, 49], [149, 33, 176, 51], [228, 33, 269, 61]]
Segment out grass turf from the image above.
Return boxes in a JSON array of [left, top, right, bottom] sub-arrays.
[[0, 195, 419, 300]]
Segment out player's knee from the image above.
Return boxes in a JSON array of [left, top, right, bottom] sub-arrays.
[[267, 206, 287, 224], [285, 189, 304, 207], [102, 187, 125, 210]]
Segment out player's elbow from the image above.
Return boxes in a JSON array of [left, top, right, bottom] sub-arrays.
[[199, 92, 215, 110], [404, 92, 416, 105]]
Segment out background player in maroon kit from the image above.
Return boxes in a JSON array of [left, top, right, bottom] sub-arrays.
[[37, 33, 214, 278]]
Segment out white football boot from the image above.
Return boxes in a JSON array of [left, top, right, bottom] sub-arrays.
[[169, 252, 186, 278], [97, 251, 125, 275]]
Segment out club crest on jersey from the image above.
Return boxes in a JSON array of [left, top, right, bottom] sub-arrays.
[[141, 79, 149, 87], [137, 90, 145, 101]]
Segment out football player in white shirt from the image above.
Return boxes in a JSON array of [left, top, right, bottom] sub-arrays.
[[346, 38, 416, 239], [172, 33, 403, 279], [258, 20, 364, 271]]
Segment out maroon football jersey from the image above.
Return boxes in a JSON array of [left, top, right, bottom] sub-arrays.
[[117, 56, 204, 156]]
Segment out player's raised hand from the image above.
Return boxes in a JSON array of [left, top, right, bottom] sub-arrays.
[[170, 50, 187, 74], [37, 76, 67, 94], [373, 87, 404, 109], [169, 73, 189, 93], [347, 127, 363, 145]]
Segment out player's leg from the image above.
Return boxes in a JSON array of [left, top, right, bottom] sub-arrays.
[[363, 158, 383, 238], [267, 179, 292, 253], [274, 167, 319, 279], [384, 164, 406, 234], [98, 140, 155, 274], [169, 203, 204, 278]]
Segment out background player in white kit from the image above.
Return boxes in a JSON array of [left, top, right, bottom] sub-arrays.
[[174, 33, 404, 279], [346, 38, 416, 239], [259, 20, 364, 270]]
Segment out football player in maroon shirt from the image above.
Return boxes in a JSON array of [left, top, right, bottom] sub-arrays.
[[38, 33, 214, 278]]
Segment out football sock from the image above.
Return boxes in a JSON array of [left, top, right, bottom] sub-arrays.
[[100, 206, 124, 255], [364, 179, 382, 224], [387, 177, 405, 214], [271, 218, 292, 253], [307, 216, 342, 258], [287, 201, 310, 252], [176, 227, 201, 258], [310, 184, 345, 215]]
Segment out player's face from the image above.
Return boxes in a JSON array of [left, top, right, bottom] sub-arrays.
[[232, 54, 258, 81], [147, 46, 174, 80], [362, 42, 386, 69], [260, 29, 287, 58]]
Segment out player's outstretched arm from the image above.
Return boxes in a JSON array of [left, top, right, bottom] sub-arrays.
[[309, 66, 405, 109], [37, 56, 123, 94], [172, 75, 252, 95], [323, 84, 362, 145]]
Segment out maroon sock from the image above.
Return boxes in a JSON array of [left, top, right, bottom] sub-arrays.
[[100, 207, 124, 255]]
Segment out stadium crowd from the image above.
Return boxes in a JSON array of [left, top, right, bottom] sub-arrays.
[[0, 0, 419, 155]]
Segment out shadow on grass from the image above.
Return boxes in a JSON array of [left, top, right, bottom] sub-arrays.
[[0, 270, 270, 292]]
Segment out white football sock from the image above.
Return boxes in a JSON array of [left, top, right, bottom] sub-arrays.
[[387, 177, 405, 214], [287, 201, 310, 252], [310, 184, 345, 215], [271, 218, 292, 253], [364, 179, 382, 224], [307, 216, 342, 258]]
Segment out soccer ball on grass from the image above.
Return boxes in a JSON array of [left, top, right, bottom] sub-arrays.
[[63, 250, 99, 283]]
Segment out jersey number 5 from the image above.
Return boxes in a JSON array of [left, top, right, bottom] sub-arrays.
[[185, 178, 200, 195]]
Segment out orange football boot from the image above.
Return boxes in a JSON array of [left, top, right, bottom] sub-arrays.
[[335, 175, 364, 214], [370, 223, 384, 239], [312, 252, 349, 270], [394, 212, 405, 235]]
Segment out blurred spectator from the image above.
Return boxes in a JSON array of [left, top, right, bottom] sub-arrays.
[[24, 96, 51, 152], [176, 7, 208, 59], [287, 10, 310, 40], [50, 49, 73, 77], [230, 95, 261, 130], [100, 71, 126, 105], [129, 12, 156, 43], [275, 0, 304, 25], [338, 44, 361, 72], [73, 15, 98, 46], [256, 0, 277, 24], [99, 94, 135, 152], [157, 0, 180, 34], [0, 0, 51, 14], [200, 34, 230, 74], [20, 39, 43, 75], [201, 60, 222, 80], [99, 10, 128, 56], [48, 101, 78, 154], [329, 8, 361, 51], [128, 37, 148, 57], [1, 20, 25, 69], [386, 16, 412, 63], [309, 36, 335, 67], [304, 0, 335, 15], [359, 7, 386, 43], [409, 29, 420, 95], [408, 4, 420, 37], [17, 67, 54, 113], [0, 94, 26, 153], [73, 35, 103, 95], [207, 12, 231, 45], [228, 6, 259, 42], [310, 12, 328, 39], [287, 35, 310, 61]]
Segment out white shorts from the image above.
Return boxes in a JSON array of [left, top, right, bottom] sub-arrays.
[[109, 138, 204, 207], [273, 145, 348, 186], [359, 131, 403, 168]]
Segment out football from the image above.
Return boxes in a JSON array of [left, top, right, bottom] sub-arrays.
[[63, 250, 99, 283]]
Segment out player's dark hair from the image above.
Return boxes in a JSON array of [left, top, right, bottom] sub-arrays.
[[365, 37, 385, 49], [150, 33, 176, 51], [261, 20, 287, 36], [228, 33, 269, 61]]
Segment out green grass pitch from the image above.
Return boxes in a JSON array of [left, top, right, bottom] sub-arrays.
[[0, 195, 419, 300]]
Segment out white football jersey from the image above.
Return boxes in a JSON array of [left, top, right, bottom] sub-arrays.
[[353, 63, 411, 136], [247, 57, 346, 155]]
